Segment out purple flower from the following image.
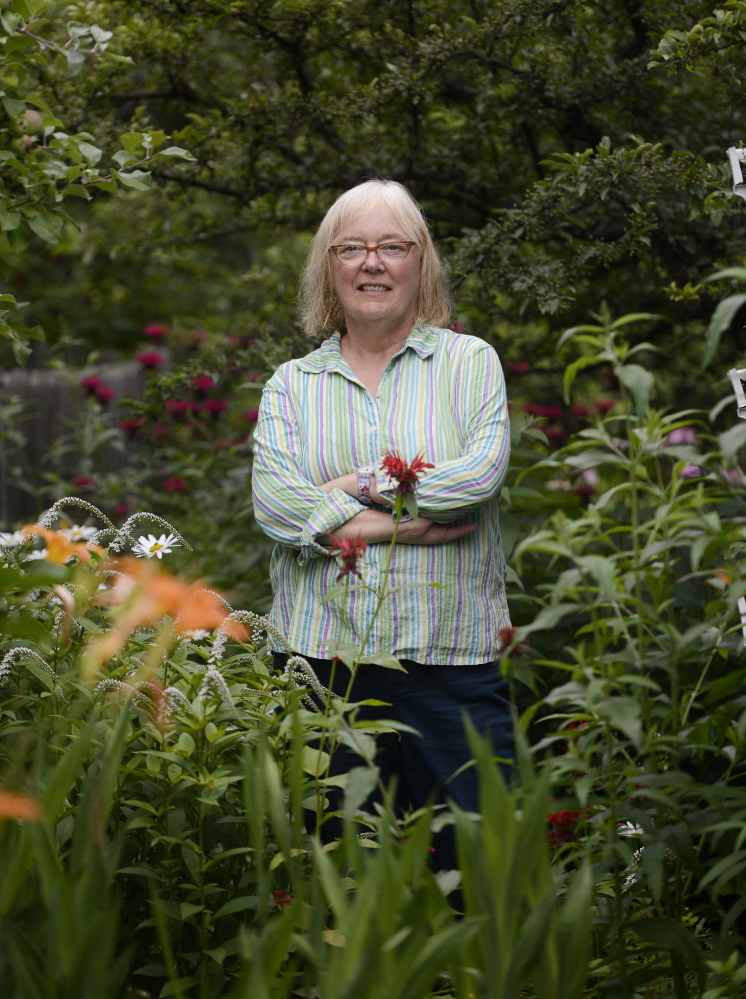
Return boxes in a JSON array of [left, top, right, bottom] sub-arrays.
[[666, 427, 700, 446], [679, 464, 703, 479]]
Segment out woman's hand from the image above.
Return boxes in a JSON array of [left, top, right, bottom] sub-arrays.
[[319, 510, 477, 547], [395, 516, 478, 545]]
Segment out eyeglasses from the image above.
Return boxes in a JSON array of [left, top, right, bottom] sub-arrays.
[[329, 241, 418, 264]]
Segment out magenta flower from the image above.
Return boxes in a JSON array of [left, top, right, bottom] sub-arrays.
[[245, 408, 259, 422], [595, 399, 615, 414], [115, 502, 130, 517], [327, 534, 368, 582], [80, 376, 103, 397], [95, 385, 115, 406], [523, 403, 564, 419], [507, 361, 532, 374], [192, 375, 216, 396], [571, 405, 590, 417], [144, 323, 170, 340], [161, 476, 186, 493], [203, 398, 229, 418], [166, 400, 191, 420], [73, 474, 94, 489], [136, 351, 164, 369], [381, 452, 435, 495]]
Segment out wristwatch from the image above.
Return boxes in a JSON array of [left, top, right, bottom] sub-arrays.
[[356, 465, 376, 505]]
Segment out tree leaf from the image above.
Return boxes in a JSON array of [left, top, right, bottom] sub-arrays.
[[616, 363, 653, 417], [702, 293, 746, 370]]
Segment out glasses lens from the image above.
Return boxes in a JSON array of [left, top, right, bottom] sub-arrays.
[[336, 245, 366, 262], [378, 243, 409, 261]]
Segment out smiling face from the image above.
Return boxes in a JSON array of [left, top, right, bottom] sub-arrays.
[[329, 210, 421, 333]]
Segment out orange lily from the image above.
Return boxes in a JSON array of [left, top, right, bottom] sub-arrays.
[[21, 525, 102, 564], [0, 791, 43, 822]]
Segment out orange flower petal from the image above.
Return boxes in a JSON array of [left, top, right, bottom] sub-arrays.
[[0, 791, 43, 821]]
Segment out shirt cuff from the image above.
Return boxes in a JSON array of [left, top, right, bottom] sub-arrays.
[[374, 470, 397, 505], [298, 488, 366, 564]]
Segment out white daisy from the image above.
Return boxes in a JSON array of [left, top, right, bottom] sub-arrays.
[[132, 533, 180, 559], [60, 525, 98, 542], [182, 629, 211, 640], [24, 549, 49, 561], [0, 531, 26, 547]]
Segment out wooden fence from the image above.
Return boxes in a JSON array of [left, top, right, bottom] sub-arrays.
[[0, 360, 146, 526]]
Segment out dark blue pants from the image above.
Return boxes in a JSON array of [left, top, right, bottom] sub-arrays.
[[273, 652, 515, 873]]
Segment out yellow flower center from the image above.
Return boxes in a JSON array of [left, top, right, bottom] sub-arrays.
[[149, 543, 165, 552]]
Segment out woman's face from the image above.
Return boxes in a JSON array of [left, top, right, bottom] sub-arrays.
[[329, 210, 421, 331]]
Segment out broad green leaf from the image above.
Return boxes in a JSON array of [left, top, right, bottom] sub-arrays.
[[563, 355, 605, 403], [213, 896, 259, 919], [718, 422, 746, 463], [156, 146, 195, 159], [2, 96, 25, 115], [76, 139, 102, 165], [114, 169, 152, 190], [65, 48, 85, 76], [702, 293, 746, 370], [27, 215, 59, 243], [119, 131, 145, 155], [616, 363, 653, 416]]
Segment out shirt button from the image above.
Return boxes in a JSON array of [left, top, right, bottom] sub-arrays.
[[368, 425, 377, 433]]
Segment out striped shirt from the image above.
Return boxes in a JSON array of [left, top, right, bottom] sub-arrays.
[[251, 324, 511, 665]]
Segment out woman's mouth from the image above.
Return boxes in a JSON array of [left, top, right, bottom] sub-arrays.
[[359, 284, 390, 292]]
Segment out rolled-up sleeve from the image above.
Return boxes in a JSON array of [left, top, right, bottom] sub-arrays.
[[374, 343, 510, 521], [252, 366, 366, 563]]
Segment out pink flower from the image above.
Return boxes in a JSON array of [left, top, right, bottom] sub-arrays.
[[381, 452, 434, 495], [115, 503, 129, 517], [94, 385, 115, 406], [143, 323, 169, 340], [679, 464, 702, 479], [448, 322, 465, 333], [327, 534, 368, 582], [161, 476, 186, 493], [80, 376, 103, 396], [595, 399, 615, 414], [666, 427, 700, 446], [269, 889, 294, 910], [166, 400, 192, 420], [720, 467, 744, 487], [547, 810, 584, 848], [203, 399, 229, 418], [73, 474, 94, 489], [136, 351, 164, 370], [245, 408, 260, 422], [507, 361, 532, 374], [523, 403, 564, 419], [192, 375, 216, 395], [571, 405, 590, 417]]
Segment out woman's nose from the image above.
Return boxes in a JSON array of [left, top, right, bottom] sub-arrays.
[[362, 251, 384, 269]]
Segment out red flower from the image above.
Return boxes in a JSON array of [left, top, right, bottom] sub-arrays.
[[595, 399, 614, 413], [192, 375, 216, 395], [136, 351, 164, 369], [95, 385, 115, 406], [498, 626, 530, 656], [327, 534, 368, 582], [203, 398, 228, 418], [80, 376, 103, 397], [507, 361, 532, 374], [245, 408, 260, 422], [115, 503, 130, 517], [380, 452, 434, 495], [161, 477, 186, 493], [73, 474, 94, 489], [166, 400, 192, 420], [448, 322, 465, 333], [544, 427, 568, 444], [571, 405, 590, 417], [269, 889, 294, 910], [144, 323, 170, 340], [547, 810, 584, 848], [523, 403, 564, 419]]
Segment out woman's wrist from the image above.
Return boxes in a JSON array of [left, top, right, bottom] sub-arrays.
[[319, 509, 397, 545]]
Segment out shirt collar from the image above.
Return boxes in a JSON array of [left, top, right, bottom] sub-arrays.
[[294, 324, 439, 374]]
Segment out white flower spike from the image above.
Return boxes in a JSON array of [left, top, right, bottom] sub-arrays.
[[132, 533, 181, 559]]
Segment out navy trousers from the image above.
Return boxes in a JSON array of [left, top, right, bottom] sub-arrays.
[[273, 652, 515, 873]]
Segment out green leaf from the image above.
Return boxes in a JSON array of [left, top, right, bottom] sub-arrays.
[[563, 355, 605, 403], [616, 363, 653, 417], [156, 146, 195, 159], [27, 215, 60, 244], [2, 96, 25, 116], [343, 765, 378, 814], [213, 896, 259, 919], [119, 131, 145, 155], [702, 293, 746, 370], [355, 651, 406, 670], [631, 918, 706, 988], [718, 422, 746, 463], [597, 696, 642, 747], [76, 139, 102, 165], [114, 169, 151, 190], [65, 48, 86, 76]]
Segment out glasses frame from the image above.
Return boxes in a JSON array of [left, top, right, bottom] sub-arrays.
[[329, 240, 418, 262]]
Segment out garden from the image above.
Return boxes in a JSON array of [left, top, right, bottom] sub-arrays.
[[2, 2, 746, 997]]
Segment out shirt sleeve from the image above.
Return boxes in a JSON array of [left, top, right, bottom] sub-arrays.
[[374, 343, 510, 521], [252, 365, 367, 563]]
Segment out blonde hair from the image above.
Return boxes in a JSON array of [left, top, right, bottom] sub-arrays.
[[299, 179, 451, 337]]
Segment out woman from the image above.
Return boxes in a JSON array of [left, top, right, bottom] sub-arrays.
[[252, 179, 513, 867]]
